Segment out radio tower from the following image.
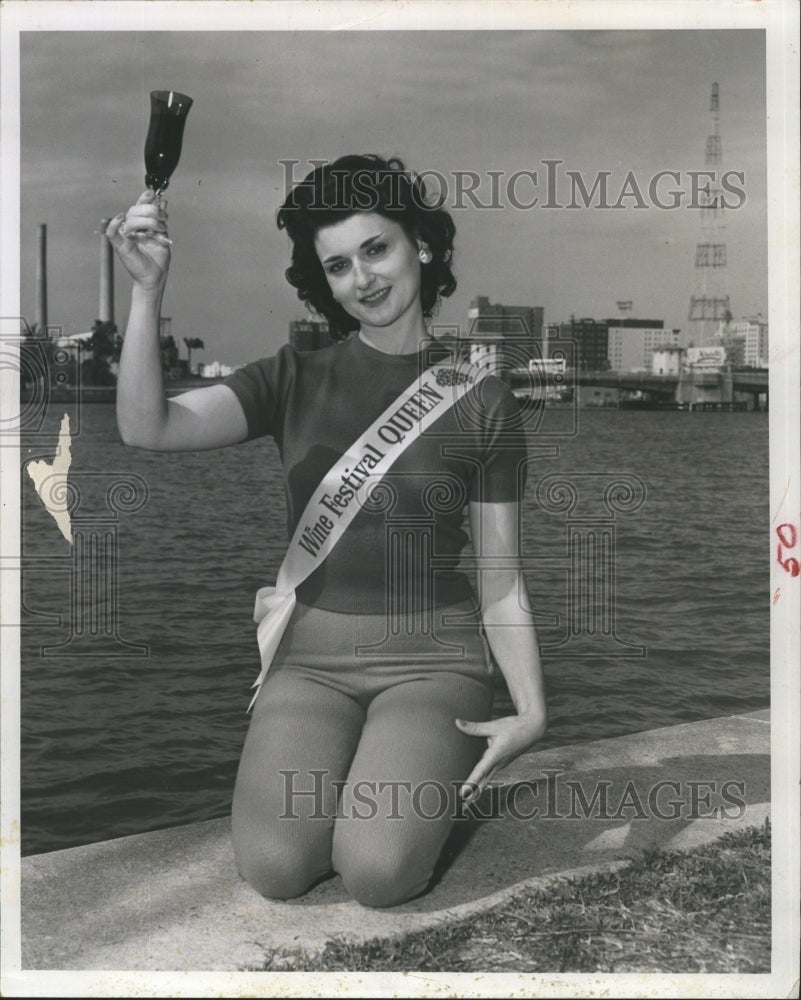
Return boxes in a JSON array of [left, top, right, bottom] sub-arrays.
[[687, 82, 731, 347]]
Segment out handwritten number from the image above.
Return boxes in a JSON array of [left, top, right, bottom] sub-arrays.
[[776, 524, 800, 577]]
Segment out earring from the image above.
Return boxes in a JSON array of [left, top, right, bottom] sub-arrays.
[[418, 243, 432, 264]]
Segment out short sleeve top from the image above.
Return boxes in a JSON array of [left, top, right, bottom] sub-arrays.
[[224, 335, 528, 613]]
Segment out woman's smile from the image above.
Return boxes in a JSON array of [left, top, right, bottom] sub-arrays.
[[359, 285, 392, 306]]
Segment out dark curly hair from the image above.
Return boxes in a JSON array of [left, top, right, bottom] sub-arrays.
[[277, 155, 456, 341]]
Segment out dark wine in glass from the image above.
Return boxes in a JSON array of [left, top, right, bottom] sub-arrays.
[[144, 90, 193, 194], [128, 90, 192, 242]]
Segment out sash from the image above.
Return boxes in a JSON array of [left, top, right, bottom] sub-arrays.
[[248, 357, 488, 710]]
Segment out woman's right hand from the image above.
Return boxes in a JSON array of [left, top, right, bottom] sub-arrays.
[[105, 190, 171, 292]]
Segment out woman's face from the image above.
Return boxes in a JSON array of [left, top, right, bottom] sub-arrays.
[[314, 212, 423, 332]]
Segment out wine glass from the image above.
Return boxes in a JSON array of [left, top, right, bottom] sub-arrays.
[[131, 90, 193, 241], [145, 89, 193, 193]]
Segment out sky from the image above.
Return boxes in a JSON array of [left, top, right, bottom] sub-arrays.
[[17, 26, 768, 367]]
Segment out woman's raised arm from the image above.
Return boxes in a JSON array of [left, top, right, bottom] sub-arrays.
[[107, 191, 249, 452]]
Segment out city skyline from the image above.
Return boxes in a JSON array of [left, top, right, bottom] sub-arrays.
[[15, 27, 768, 367]]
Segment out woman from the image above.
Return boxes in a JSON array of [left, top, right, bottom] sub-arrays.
[[107, 154, 547, 908]]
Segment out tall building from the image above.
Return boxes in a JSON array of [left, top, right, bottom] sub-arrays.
[[289, 318, 333, 352], [466, 295, 544, 371], [687, 82, 732, 347], [36, 223, 47, 333], [728, 316, 769, 368], [604, 318, 678, 372], [557, 318, 609, 371], [99, 218, 114, 326]]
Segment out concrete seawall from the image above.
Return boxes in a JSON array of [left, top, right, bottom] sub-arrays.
[[20, 709, 769, 972]]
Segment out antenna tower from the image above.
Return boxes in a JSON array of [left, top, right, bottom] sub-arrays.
[[687, 82, 731, 347]]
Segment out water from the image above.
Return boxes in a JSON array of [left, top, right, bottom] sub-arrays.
[[19, 404, 770, 855]]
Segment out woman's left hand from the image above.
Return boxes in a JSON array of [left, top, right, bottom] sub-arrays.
[[455, 710, 547, 802]]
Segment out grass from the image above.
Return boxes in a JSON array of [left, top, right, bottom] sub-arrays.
[[248, 820, 771, 974]]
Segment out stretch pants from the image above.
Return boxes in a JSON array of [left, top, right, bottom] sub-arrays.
[[231, 599, 494, 908]]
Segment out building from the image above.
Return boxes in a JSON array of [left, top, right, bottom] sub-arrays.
[[727, 315, 768, 368], [466, 296, 544, 371], [683, 346, 728, 372], [467, 296, 543, 340], [651, 345, 684, 376], [197, 360, 236, 378], [556, 318, 609, 371], [675, 345, 733, 407], [289, 318, 333, 352], [604, 318, 678, 372]]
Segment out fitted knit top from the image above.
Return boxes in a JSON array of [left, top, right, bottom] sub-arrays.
[[223, 334, 528, 614]]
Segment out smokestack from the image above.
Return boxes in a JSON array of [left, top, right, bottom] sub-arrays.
[[99, 219, 114, 324], [36, 223, 48, 333]]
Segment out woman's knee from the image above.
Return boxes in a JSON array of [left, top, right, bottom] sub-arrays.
[[236, 848, 322, 901], [333, 840, 431, 908], [234, 832, 329, 900]]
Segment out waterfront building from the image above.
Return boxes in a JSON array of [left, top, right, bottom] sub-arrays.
[[683, 345, 728, 372], [466, 295, 544, 372], [556, 318, 609, 371], [651, 345, 684, 376], [540, 322, 579, 373], [605, 318, 679, 372], [289, 318, 333, 352], [542, 323, 559, 359], [197, 360, 236, 378], [676, 344, 733, 407], [728, 315, 769, 368]]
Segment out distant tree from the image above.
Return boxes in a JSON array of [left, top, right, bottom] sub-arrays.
[[83, 319, 118, 386], [90, 319, 117, 357], [159, 334, 179, 380], [183, 336, 205, 375]]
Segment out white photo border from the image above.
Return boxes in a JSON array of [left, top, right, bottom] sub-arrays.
[[1, 1, 798, 997]]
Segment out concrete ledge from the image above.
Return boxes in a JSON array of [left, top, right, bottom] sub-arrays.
[[21, 710, 770, 971]]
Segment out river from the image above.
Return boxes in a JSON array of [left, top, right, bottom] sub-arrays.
[[19, 403, 770, 855]]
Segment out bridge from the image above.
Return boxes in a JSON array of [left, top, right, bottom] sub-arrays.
[[507, 368, 769, 408]]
